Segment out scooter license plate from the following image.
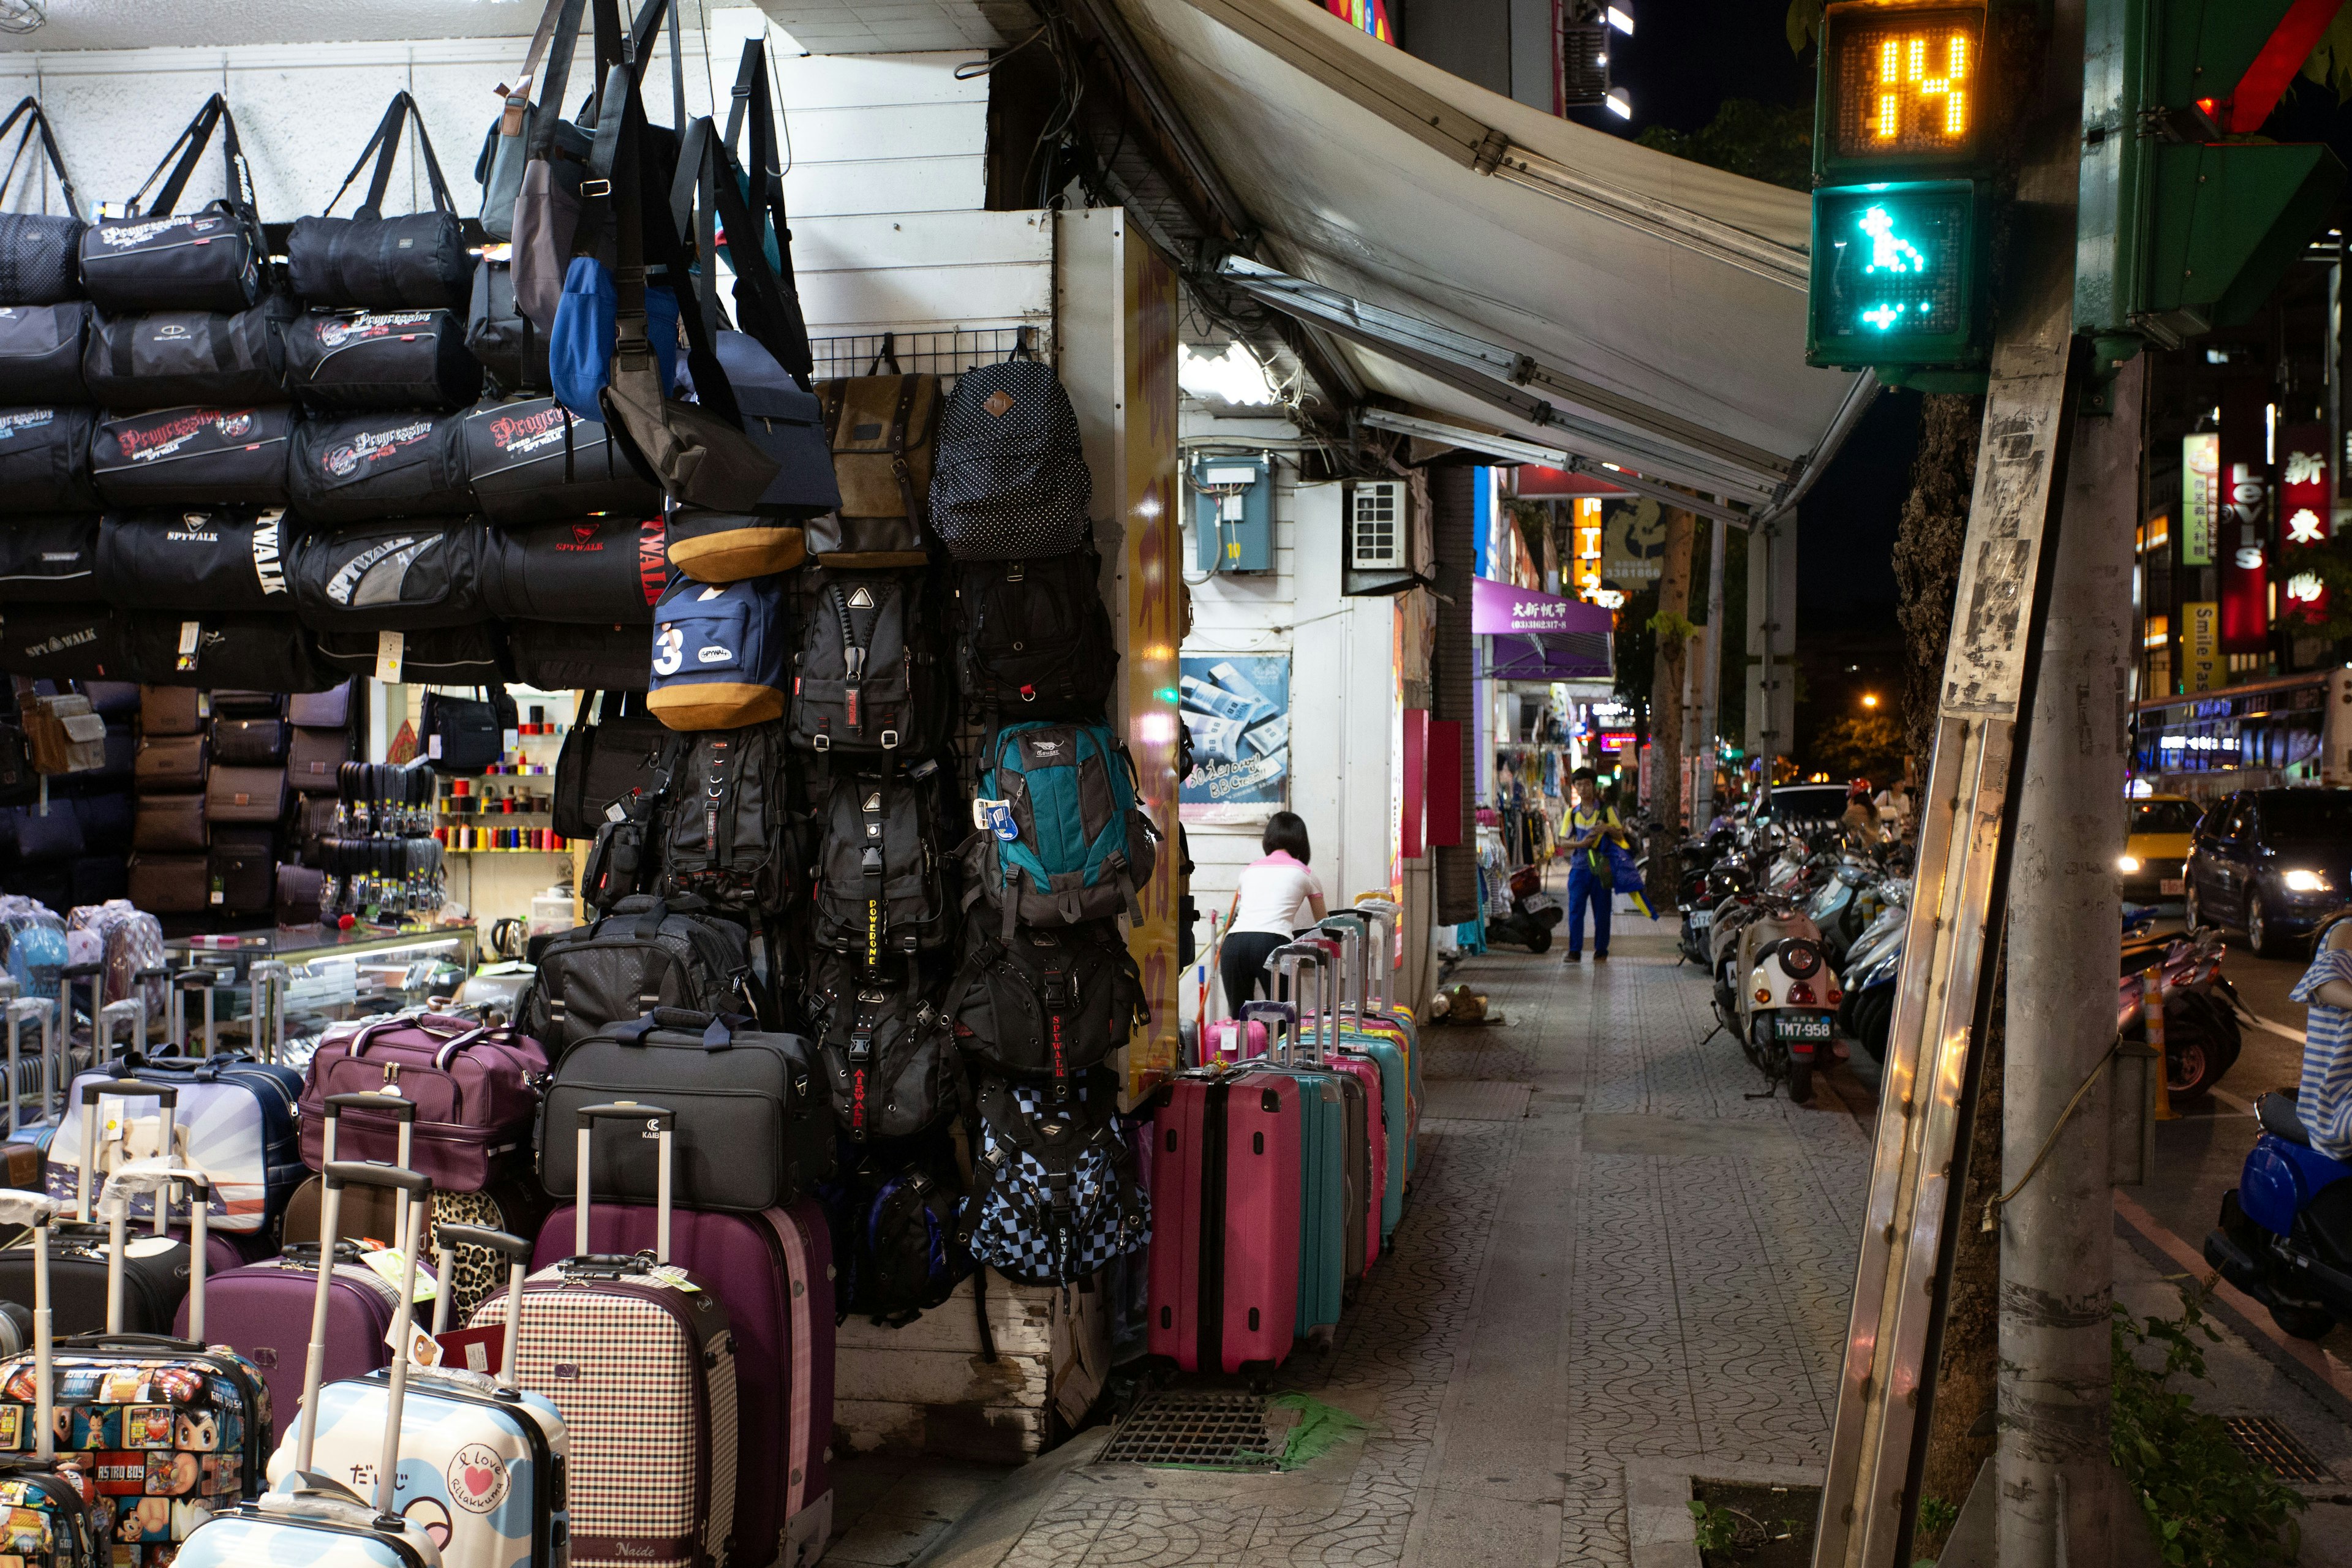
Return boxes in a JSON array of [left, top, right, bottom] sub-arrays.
[[1777, 1014, 1833, 1043], [1690, 910, 1713, 929], [2160, 878, 2184, 895]]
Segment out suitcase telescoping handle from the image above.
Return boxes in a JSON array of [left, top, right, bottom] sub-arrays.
[[431, 1223, 532, 1385], [75, 1078, 180, 1230], [573, 1101, 676, 1265], [97, 1163, 208, 1340], [4, 995, 51, 1139], [1267, 945, 1332, 1063], [0, 1192, 65, 1460], [1354, 900, 1400, 1012], [323, 1091, 418, 1260], [295, 1161, 433, 1520], [1316, 915, 1371, 1027], [1292, 935, 1349, 1039], [1240, 1000, 1297, 1066]]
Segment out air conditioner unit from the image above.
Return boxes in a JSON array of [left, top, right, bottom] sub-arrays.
[[1342, 480, 1424, 597]]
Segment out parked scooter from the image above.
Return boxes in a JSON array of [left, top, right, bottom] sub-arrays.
[[2116, 924, 2242, 1103], [1681, 861, 1754, 967], [2205, 1091, 2352, 1340], [1834, 888, 1911, 1062], [1484, 863, 1560, 954], [1743, 930, 1844, 1103]]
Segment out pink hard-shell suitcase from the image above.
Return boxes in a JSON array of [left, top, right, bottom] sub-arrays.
[[1294, 937, 1387, 1271], [1146, 1063, 1303, 1373]]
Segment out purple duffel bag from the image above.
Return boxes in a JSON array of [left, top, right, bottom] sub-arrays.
[[298, 1014, 548, 1190]]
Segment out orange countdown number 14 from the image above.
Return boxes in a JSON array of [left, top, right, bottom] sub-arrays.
[[1871, 30, 1970, 144]]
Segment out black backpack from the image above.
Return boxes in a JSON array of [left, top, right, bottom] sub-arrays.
[[90, 405, 292, 507], [955, 548, 1118, 719], [806, 949, 961, 1143], [0, 303, 92, 404], [281, 308, 481, 412], [462, 396, 662, 526], [658, 720, 797, 916], [0, 405, 98, 511], [960, 1068, 1148, 1289], [809, 759, 957, 959], [789, 569, 952, 757], [928, 356, 1091, 562], [519, 894, 761, 1057], [292, 518, 491, 631], [83, 296, 296, 410], [287, 409, 473, 522], [824, 1141, 978, 1328], [949, 918, 1149, 1103], [479, 514, 668, 625], [95, 507, 295, 614], [465, 253, 545, 397]]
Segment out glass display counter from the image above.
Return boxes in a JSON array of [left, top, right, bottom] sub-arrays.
[[159, 924, 480, 1058]]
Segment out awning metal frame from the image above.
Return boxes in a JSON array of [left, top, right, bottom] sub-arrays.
[[1355, 409, 1755, 528]]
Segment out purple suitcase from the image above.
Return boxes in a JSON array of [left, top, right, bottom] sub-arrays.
[[533, 1195, 837, 1568]]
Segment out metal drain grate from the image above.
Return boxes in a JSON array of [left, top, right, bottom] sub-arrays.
[[2223, 1416, 2334, 1483], [1099, 1390, 1282, 1470]]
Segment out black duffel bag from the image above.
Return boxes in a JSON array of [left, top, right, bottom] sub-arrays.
[[0, 303, 92, 403], [292, 516, 492, 631], [464, 252, 546, 397], [78, 94, 264, 315], [126, 613, 331, 692], [81, 295, 295, 409], [288, 93, 473, 311], [463, 396, 662, 526], [0, 97, 86, 306], [0, 405, 97, 511], [95, 506, 296, 613], [91, 405, 294, 507], [507, 620, 651, 692], [0, 513, 100, 601], [313, 621, 510, 684], [284, 308, 481, 411], [287, 409, 472, 523], [480, 514, 667, 625], [0, 603, 133, 680]]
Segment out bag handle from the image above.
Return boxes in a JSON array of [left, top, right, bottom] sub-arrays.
[[690, 99, 819, 386], [325, 91, 459, 219], [0, 97, 81, 218], [140, 93, 257, 224], [526, 0, 592, 159], [609, 1008, 739, 1049]]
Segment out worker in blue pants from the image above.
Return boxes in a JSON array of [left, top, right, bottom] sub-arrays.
[[1562, 767, 1627, 963]]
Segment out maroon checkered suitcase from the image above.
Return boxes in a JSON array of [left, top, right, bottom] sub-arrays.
[[470, 1103, 738, 1568]]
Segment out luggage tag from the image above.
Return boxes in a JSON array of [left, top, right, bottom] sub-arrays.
[[647, 1262, 701, 1294], [386, 1319, 442, 1367], [435, 1324, 503, 1378], [973, 798, 1017, 842], [358, 1248, 439, 1305], [374, 630, 404, 683]]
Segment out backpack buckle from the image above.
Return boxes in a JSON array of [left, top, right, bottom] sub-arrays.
[[1019, 685, 1036, 703], [880, 729, 900, 748], [812, 733, 831, 753]]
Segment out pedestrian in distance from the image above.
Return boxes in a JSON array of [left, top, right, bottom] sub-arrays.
[[1218, 810, 1330, 1017], [1561, 767, 1627, 964]]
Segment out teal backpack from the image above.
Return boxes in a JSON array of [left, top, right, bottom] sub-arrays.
[[966, 722, 1159, 939]]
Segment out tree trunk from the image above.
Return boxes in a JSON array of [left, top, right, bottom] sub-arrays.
[[1892, 393, 1982, 782], [1646, 508, 1696, 900]]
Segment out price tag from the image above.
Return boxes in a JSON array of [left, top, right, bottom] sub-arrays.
[[428, 734, 443, 760], [374, 630, 405, 683], [649, 1263, 701, 1294], [360, 1248, 439, 1304], [175, 622, 200, 674]]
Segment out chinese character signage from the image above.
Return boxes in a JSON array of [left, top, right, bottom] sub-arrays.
[[2281, 423, 2330, 627], [2180, 432, 2219, 567], [2184, 601, 2220, 693], [1179, 655, 1289, 823]]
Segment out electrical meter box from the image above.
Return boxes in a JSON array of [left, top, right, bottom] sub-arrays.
[[1191, 453, 1272, 573]]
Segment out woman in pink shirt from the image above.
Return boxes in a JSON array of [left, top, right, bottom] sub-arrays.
[[1220, 811, 1329, 1018]]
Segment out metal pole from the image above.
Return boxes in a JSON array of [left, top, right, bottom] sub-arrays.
[[1694, 511, 1727, 826], [1997, 355, 2142, 1565]]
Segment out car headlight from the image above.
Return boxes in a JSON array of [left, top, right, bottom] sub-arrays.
[[2116, 855, 2142, 875], [2282, 868, 2334, 893]]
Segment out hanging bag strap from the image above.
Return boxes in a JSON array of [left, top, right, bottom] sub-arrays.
[[141, 93, 256, 223], [326, 92, 460, 219], [0, 97, 80, 217], [648, 116, 745, 426], [696, 47, 818, 386], [526, 0, 592, 159], [502, 0, 570, 139]]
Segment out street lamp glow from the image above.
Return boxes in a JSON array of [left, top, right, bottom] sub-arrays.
[[1861, 693, 1880, 708], [1604, 86, 1632, 119]]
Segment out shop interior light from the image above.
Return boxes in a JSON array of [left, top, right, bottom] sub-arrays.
[[1605, 86, 1633, 119], [1606, 5, 1634, 34], [1178, 342, 1280, 407]]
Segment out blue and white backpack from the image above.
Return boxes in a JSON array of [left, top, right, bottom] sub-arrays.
[[647, 573, 790, 732], [960, 1068, 1148, 1289], [965, 722, 1159, 941]]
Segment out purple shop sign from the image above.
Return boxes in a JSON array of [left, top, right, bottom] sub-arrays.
[[1470, 577, 1615, 636]]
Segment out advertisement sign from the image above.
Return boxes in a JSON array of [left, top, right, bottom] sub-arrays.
[[1179, 655, 1290, 823], [2282, 423, 2331, 626], [2184, 600, 2221, 693], [1600, 496, 1668, 593], [2220, 460, 2271, 653], [2181, 432, 2219, 567]]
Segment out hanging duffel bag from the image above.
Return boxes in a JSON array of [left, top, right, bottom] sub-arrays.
[[552, 688, 674, 840], [78, 94, 265, 316], [0, 405, 96, 511], [0, 513, 100, 601], [463, 394, 661, 524], [788, 568, 952, 756], [0, 96, 86, 305], [480, 511, 668, 624], [287, 92, 474, 311], [91, 404, 293, 507], [930, 353, 1093, 561], [0, 604, 130, 680], [82, 295, 295, 409], [282, 307, 481, 411], [806, 950, 961, 1144], [313, 622, 509, 684], [0, 301, 91, 403], [956, 546, 1120, 719], [507, 618, 647, 692], [816, 366, 939, 559], [287, 408, 472, 522], [128, 614, 331, 691], [464, 248, 549, 396], [647, 573, 790, 732], [292, 516, 492, 631], [95, 505, 296, 613]]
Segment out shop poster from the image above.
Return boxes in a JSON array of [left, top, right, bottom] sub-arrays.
[[1180, 655, 1290, 823]]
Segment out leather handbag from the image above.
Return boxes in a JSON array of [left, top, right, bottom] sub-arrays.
[[287, 680, 354, 728], [138, 685, 205, 736], [286, 725, 350, 793], [0, 97, 88, 305], [211, 715, 287, 765], [462, 395, 661, 526], [209, 688, 283, 718], [288, 93, 475, 311], [0, 302, 92, 404], [505, 620, 649, 693], [0, 514, 100, 601], [81, 295, 296, 409], [90, 405, 294, 507], [207, 823, 277, 913], [418, 687, 516, 775], [127, 853, 209, 913], [78, 95, 264, 315], [206, 763, 288, 823], [134, 733, 208, 791], [0, 405, 98, 512], [94, 507, 296, 614], [132, 793, 208, 853], [275, 862, 325, 925], [281, 307, 482, 412], [552, 688, 674, 840]]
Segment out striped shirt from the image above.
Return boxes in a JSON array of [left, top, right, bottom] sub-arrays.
[[2289, 948, 2352, 1160]]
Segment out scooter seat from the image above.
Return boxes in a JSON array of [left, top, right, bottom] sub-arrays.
[[2257, 1091, 2312, 1147]]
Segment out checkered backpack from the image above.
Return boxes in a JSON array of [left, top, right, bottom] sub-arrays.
[[960, 1067, 1148, 1287], [927, 355, 1091, 561]]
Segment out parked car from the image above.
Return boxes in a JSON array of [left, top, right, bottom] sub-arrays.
[[1757, 783, 1852, 826], [2184, 788, 2352, 956], [2118, 793, 2201, 906]]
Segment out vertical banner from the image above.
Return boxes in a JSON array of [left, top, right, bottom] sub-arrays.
[[1123, 237, 1182, 1103], [2282, 421, 2331, 626], [2180, 432, 2219, 567], [2219, 386, 2270, 655], [2184, 600, 2221, 693]]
